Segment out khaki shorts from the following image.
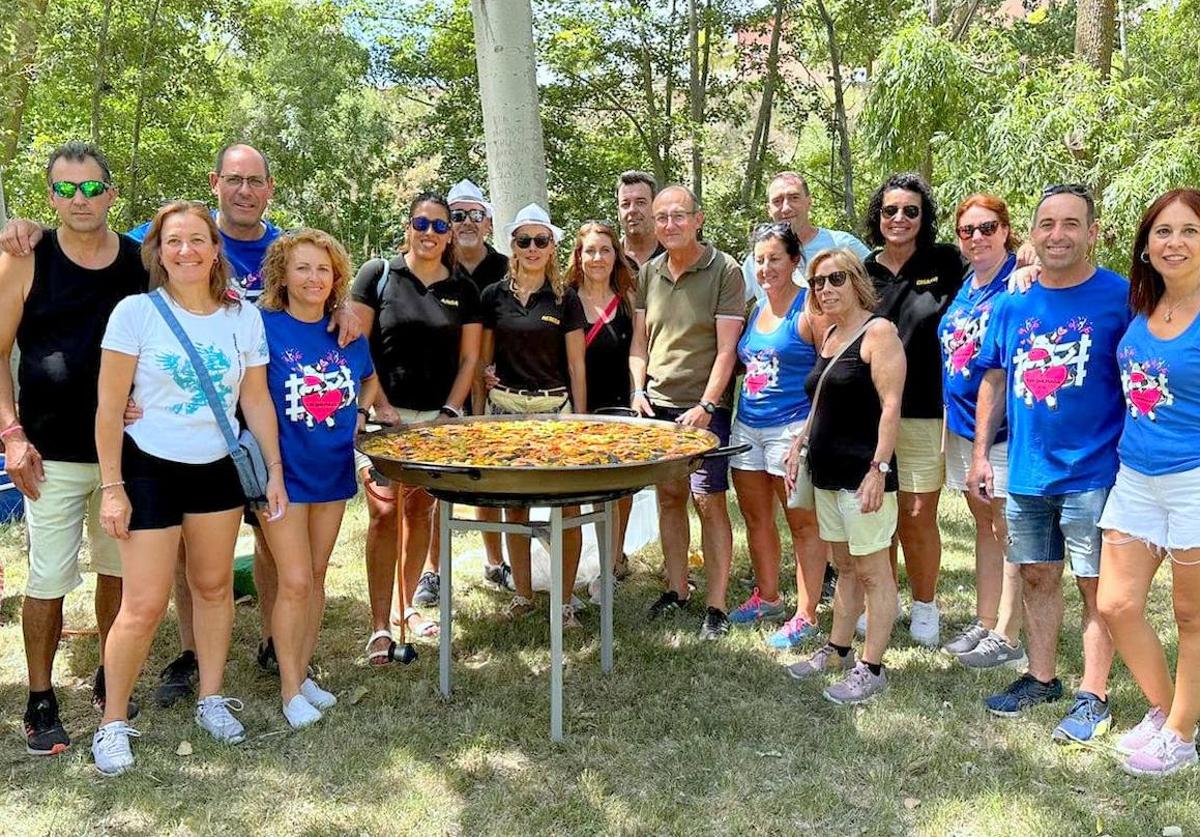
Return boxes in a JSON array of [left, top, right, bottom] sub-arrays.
[[895, 418, 945, 494], [24, 460, 122, 599], [486, 388, 571, 415], [815, 487, 898, 557]]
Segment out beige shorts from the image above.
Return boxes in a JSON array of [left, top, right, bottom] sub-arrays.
[[895, 418, 945, 494], [815, 487, 898, 556], [24, 460, 122, 599], [486, 388, 571, 415], [943, 432, 1008, 499]]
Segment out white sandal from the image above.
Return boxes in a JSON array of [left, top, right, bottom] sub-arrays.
[[365, 629, 398, 666], [403, 607, 440, 638]]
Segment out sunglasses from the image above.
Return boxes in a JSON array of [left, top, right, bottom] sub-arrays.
[[882, 204, 921, 220], [514, 234, 552, 250], [1042, 183, 1092, 199], [450, 208, 487, 224], [411, 216, 451, 234], [810, 270, 850, 291], [956, 220, 1001, 240], [51, 180, 110, 200]]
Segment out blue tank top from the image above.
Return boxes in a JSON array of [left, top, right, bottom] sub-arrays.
[[736, 290, 816, 428], [1116, 311, 1200, 476]]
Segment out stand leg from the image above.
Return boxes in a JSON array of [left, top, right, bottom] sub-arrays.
[[550, 506, 564, 742], [439, 500, 453, 697], [599, 500, 615, 674]]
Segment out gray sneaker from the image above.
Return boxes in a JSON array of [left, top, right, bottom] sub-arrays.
[[195, 696, 246, 744], [483, 561, 515, 591], [823, 661, 888, 705], [957, 631, 1027, 669], [92, 720, 140, 776], [942, 621, 989, 655], [786, 643, 856, 680], [412, 572, 440, 606]]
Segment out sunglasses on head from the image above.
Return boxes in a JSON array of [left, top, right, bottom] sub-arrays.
[[514, 234, 552, 250], [810, 270, 850, 291], [956, 220, 1001, 240], [51, 180, 110, 200], [1042, 183, 1092, 200], [450, 208, 487, 224], [411, 216, 451, 234], [882, 204, 921, 220]]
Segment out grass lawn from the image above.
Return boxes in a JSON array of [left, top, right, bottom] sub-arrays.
[[0, 492, 1196, 836]]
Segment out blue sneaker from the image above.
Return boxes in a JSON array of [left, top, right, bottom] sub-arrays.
[[1052, 691, 1112, 744], [985, 673, 1063, 717], [729, 588, 788, 625], [765, 614, 819, 650]]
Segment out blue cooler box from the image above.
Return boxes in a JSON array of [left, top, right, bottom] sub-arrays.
[[0, 453, 26, 524]]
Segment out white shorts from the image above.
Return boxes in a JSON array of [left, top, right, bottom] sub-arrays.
[[729, 418, 803, 477], [944, 432, 1009, 499], [814, 488, 898, 557], [1099, 463, 1200, 551]]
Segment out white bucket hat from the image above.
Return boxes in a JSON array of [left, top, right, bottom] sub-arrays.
[[447, 178, 494, 217], [502, 202, 564, 243]]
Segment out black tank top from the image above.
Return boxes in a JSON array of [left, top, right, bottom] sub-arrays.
[[584, 302, 633, 412], [17, 230, 147, 462], [803, 318, 899, 492]]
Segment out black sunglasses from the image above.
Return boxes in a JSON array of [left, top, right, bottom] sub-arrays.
[[450, 208, 487, 224], [810, 270, 850, 290], [1042, 183, 1092, 200], [882, 204, 921, 220], [51, 180, 110, 199], [514, 234, 552, 250], [411, 216, 451, 234], [956, 220, 1001, 240]]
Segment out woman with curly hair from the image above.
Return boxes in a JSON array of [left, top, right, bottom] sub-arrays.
[[256, 228, 377, 728], [863, 172, 968, 647]]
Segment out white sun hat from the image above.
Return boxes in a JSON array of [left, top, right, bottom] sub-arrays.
[[447, 178, 494, 217], [502, 202, 564, 243]]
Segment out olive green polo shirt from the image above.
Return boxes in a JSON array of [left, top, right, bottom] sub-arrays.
[[635, 243, 746, 408]]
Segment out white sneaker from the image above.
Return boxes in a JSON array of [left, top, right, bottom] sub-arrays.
[[92, 720, 140, 776], [909, 600, 941, 648], [195, 695, 246, 743], [300, 678, 337, 711], [283, 694, 322, 729]]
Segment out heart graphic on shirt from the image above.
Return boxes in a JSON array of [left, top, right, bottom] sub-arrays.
[[301, 389, 342, 423], [950, 341, 976, 372], [745, 373, 770, 396], [1021, 365, 1068, 402], [1129, 387, 1163, 416]]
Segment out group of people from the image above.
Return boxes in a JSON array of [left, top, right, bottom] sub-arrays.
[[1, 139, 1197, 781]]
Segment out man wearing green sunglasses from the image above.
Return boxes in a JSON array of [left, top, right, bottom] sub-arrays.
[[0, 141, 148, 758]]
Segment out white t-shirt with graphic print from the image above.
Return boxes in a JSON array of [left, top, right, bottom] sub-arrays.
[[101, 291, 269, 464]]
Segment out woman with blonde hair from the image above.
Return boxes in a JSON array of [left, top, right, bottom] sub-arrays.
[[92, 201, 285, 774], [256, 228, 377, 727]]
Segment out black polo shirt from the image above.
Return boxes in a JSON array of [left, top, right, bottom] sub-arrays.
[[456, 244, 509, 294], [865, 242, 967, 419], [481, 280, 587, 392], [352, 257, 481, 410]]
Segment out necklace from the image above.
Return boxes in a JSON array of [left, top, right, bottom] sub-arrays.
[[1162, 285, 1200, 322]]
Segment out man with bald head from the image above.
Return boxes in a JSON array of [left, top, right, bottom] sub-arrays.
[[630, 184, 745, 640]]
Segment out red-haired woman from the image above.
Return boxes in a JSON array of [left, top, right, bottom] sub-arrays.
[[1098, 188, 1200, 777], [937, 194, 1025, 668]]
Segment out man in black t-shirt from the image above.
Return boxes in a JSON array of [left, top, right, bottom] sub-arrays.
[[0, 141, 147, 757], [449, 179, 509, 293]]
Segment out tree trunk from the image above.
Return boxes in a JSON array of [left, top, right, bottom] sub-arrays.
[[127, 0, 164, 227], [0, 174, 8, 224], [927, 0, 945, 26], [470, 0, 548, 255], [1, 0, 51, 167], [741, 0, 785, 206], [687, 0, 703, 202], [950, 0, 982, 41], [663, 0, 678, 177], [637, 39, 667, 183], [1075, 0, 1116, 78], [91, 0, 115, 145], [814, 0, 855, 223]]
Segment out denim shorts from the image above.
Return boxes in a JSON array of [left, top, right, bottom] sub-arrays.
[[1005, 488, 1109, 578], [651, 404, 731, 495]]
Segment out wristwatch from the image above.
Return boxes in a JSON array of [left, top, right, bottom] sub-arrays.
[[870, 460, 891, 474], [699, 400, 717, 415]]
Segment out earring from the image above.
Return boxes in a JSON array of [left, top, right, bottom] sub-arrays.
[[1140, 249, 1150, 263]]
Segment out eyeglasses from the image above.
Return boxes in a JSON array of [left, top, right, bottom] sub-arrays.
[[411, 216, 451, 234], [450, 208, 487, 224], [882, 204, 921, 220], [51, 180, 110, 199], [1042, 183, 1092, 200], [653, 211, 696, 225], [956, 220, 1001, 240], [219, 174, 269, 190], [514, 234, 552, 250], [810, 271, 850, 291]]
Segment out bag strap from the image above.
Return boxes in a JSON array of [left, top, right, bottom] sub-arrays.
[[798, 316, 875, 444], [585, 294, 623, 348], [147, 289, 241, 456], [374, 256, 392, 300]]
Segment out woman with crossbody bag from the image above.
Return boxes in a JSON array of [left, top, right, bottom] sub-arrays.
[[782, 248, 905, 707], [92, 202, 284, 775]]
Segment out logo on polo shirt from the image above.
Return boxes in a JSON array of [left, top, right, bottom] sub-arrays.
[[441, 298, 459, 307], [541, 315, 561, 325], [915, 276, 938, 286]]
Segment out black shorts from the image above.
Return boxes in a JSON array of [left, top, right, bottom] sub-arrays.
[[123, 436, 245, 531]]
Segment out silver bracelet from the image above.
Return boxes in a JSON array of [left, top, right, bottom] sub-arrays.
[[99, 480, 125, 491]]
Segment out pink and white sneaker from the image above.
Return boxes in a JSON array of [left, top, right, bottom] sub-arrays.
[[1116, 706, 1167, 755]]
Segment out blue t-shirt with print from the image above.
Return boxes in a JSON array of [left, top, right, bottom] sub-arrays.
[[736, 290, 816, 427], [743, 228, 870, 303], [261, 309, 374, 503], [1116, 312, 1200, 476], [977, 266, 1131, 496], [938, 253, 1015, 443], [128, 212, 282, 300]]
